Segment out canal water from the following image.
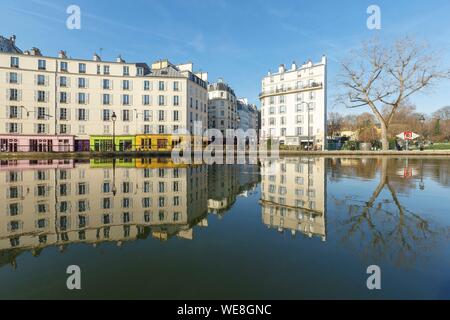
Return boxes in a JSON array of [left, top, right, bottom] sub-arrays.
[[0, 157, 449, 299]]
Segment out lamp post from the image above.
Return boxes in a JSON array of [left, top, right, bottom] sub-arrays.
[[419, 114, 426, 151], [111, 112, 117, 152]]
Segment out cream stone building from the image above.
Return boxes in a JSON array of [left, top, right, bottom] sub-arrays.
[[207, 79, 238, 136], [260, 157, 326, 240], [0, 35, 208, 152], [0, 159, 209, 257], [260, 56, 327, 150]]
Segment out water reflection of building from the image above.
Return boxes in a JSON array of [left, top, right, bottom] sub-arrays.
[[207, 164, 261, 216], [260, 158, 326, 241], [0, 159, 208, 266]]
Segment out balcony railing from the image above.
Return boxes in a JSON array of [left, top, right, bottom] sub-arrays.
[[259, 82, 323, 98]]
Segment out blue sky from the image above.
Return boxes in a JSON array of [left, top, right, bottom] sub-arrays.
[[1, 0, 450, 115]]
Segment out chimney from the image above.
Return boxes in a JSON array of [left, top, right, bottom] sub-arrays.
[[30, 47, 42, 56], [278, 64, 285, 73], [58, 50, 67, 59], [93, 53, 101, 62], [291, 61, 297, 71]]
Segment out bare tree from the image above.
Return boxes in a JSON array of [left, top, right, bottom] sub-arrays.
[[327, 112, 344, 137], [338, 37, 450, 150]]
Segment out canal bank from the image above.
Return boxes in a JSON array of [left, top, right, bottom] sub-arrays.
[[1, 150, 450, 160]]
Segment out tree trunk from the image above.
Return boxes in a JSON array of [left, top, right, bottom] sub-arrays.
[[380, 121, 389, 151]]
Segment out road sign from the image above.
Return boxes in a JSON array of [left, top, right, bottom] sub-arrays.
[[396, 131, 420, 141]]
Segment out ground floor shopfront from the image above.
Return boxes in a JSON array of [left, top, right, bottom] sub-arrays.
[[0, 135, 75, 152], [90, 136, 136, 152]]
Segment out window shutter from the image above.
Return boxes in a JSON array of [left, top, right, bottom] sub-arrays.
[[130, 80, 133, 90], [86, 109, 90, 121], [5, 106, 9, 118], [67, 77, 71, 87], [34, 75, 37, 85], [86, 78, 89, 88], [86, 93, 90, 104], [5, 72, 9, 83], [34, 123, 38, 134], [67, 93, 71, 103], [67, 124, 71, 134], [18, 73, 22, 84], [45, 76, 49, 86], [19, 123, 23, 133], [130, 95, 133, 105]]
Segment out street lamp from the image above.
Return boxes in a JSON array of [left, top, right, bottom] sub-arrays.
[[419, 114, 426, 151], [111, 112, 117, 152]]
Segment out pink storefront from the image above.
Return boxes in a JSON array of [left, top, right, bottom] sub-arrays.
[[0, 135, 75, 152]]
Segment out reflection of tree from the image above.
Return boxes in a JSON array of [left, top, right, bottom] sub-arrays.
[[336, 157, 447, 268]]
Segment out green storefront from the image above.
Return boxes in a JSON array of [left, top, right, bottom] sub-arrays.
[[90, 136, 136, 152]]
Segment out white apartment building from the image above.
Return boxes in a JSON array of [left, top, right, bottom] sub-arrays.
[[207, 79, 238, 136], [260, 157, 326, 240], [0, 35, 208, 152], [260, 56, 327, 150]]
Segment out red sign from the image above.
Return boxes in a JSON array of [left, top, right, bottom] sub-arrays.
[[396, 132, 419, 141]]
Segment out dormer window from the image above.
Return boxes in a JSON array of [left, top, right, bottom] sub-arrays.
[[137, 67, 144, 76], [79, 63, 86, 74]]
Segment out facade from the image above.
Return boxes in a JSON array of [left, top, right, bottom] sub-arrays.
[[0, 35, 208, 152], [260, 157, 326, 240], [259, 56, 327, 150], [207, 79, 238, 136], [0, 159, 209, 256], [237, 98, 260, 140]]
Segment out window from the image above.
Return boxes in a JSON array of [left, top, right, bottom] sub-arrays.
[[144, 125, 151, 134], [9, 106, 18, 119], [78, 93, 86, 104], [122, 110, 130, 121], [9, 72, 18, 83], [10, 89, 18, 101], [137, 67, 144, 76], [60, 61, 68, 72], [60, 76, 67, 87], [38, 59, 46, 70], [122, 94, 130, 105], [279, 105, 286, 114], [173, 81, 179, 91], [78, 183, 87, 195], [158, 125, 165, 134], [158, 95, 165, 106], [296, 104, 304, 112], [173, 95, 179, 106], [10, 57, 19, 68], [296, 115, 304, 124], [78, 109, 87, 121], [60, 108, 67, 120], [37, 123, 46, 133], [79, 63, 86, 73], [103, 65, 110, 75], [103, 109, 110, 121], [78, 77, 86, 88], [60, 92, 67, 103], [9, 203, 19, 216], [173, 111, 179, 121], [103, 182, 110, 193], [123, 80, 130, 90], [9, 123, 18, 133], [102, 94, 110, 105], [60, 124, 67, 134], [123, 66, 129, 76], [143, 95, 150, 105], [159, 81, 165, 91], [37, 107, 46, 120], [143, 110, 151, 121], [103, 79, 110, 89], [144, 80, 150, 90], [159, 110, 164, 121]]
